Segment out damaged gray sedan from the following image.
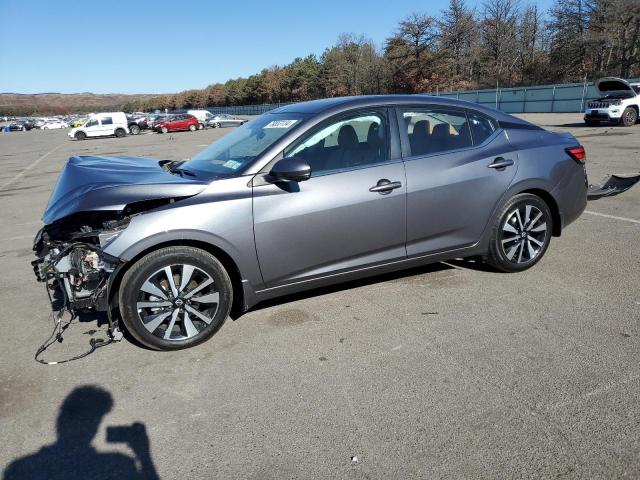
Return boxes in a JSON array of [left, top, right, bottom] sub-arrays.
[[33, 96, 590, 350]]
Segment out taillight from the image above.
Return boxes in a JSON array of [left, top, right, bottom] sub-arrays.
[[566, 145, 586, 163]]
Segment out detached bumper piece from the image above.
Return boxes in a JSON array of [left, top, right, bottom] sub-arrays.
[[587, 173, 640, 201]]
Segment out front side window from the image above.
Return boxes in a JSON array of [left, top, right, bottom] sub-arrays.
[[184, 113, 306, 176], [402, 108, 472, 157], [85, 119, 98, 128], [285, 111, 389, 175], [101, 117, 113, 125]]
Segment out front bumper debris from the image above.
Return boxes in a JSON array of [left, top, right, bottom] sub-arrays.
[[587, 173, 640, 200]]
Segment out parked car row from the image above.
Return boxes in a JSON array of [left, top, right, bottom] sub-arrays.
[[1, 110, 248, 138]]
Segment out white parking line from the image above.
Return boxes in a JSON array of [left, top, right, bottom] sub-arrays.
[[0, 234, 34, 242], [14, 220, 42, 226], [584, 210, 640, 225], [0, 142, 65, 191]]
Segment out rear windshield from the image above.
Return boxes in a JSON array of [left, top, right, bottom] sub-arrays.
[[184, 113, 306, 176]]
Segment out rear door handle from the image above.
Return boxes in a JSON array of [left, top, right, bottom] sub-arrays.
[[369, 179, 402, 194], [488, 157, 514, 169]]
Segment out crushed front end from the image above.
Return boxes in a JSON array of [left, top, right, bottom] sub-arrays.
[[32, 211, 128, 320]]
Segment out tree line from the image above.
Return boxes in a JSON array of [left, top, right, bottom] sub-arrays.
[[122, 0, 639, 113]]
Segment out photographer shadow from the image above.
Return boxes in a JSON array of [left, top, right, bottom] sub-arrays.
[[3, 385, 159, 480]]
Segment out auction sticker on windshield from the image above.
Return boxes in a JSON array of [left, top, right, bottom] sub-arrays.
[[264, 120, 298, 129], [223, 160, 243, 170]]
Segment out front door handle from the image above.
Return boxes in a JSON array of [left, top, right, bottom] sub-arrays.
[[488, 157, 514, 169], [369, 179, 402, 194]]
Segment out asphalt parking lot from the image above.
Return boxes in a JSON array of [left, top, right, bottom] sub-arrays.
[[0, 114, 639, 479]]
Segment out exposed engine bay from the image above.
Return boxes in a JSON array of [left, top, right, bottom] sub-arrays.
[[30, 155, 209, 362], [31, 213, 128, 363], [32, 197, 184, 314]]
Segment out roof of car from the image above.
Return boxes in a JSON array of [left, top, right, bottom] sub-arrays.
[[270, 95, 518, 122]]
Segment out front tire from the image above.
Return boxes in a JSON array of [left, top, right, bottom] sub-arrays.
[[486, 193, 552, 272], [585, 120, 598, 126], [119, 246, 233, 351], [161, 126, 168, 134], [620, 107, 638, 127], [75, 131, 86, 140], [129, 124, 141, 135]]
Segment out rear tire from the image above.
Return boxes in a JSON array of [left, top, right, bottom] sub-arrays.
[[115, 128, 126, 138], [189, 124, 197, 131], [486, 193, 552, 273], [129, 124, 141, 135], [74, 131, 86, 140], [119, 246, 233, 351], [620, 107, 638, 127]]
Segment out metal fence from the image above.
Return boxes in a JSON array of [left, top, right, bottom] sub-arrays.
[[190, 78, 639, 116], [432, 78, 640, 113]]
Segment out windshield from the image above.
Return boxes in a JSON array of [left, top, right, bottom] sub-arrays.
[[184, 113, 306, 175]]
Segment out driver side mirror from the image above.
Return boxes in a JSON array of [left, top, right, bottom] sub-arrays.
[[269, 157, 311, 182]]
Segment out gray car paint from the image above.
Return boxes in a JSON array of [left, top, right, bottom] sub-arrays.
[[54, 95, 586, 312]]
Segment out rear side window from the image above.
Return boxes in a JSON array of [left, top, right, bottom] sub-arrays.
[[101, 117, 113, 125], [467, 111, 496, 145], [401, 108, 472, 156]]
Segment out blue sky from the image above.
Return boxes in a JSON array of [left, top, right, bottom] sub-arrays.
[[0, 0, 555, 94]]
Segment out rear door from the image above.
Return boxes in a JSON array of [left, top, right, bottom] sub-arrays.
[[253, 108, 407, 288], [99, 116, 114, 136], [399, 106, 518, 256]]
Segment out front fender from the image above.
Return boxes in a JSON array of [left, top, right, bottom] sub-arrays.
[[102, 192, 263, 291]]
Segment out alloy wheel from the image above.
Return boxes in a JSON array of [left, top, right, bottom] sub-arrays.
[[136, 264, 220, 341], [500, 204, 547, 264], [624, 109, 637, 125]]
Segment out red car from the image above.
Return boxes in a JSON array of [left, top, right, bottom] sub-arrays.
[[154, 114, 200, 133]]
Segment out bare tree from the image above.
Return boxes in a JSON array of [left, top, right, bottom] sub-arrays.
[[385, 13, 439, 92], [480, 0, 521, 86], [439, 0, 480, 86]]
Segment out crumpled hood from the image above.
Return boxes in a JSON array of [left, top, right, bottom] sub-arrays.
[[43, 155, 208, 225]]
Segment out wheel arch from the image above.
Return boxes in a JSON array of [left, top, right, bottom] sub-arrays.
[[108, 239, 248, 320], [516, 188, 562, 236]]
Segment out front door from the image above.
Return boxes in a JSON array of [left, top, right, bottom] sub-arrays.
[[84, 118, 100, 137], [253, 110, 407, 288]]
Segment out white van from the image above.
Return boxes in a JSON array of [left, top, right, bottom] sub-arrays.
[[187, 109, 213, 127], [68, 112, 129, 140]]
